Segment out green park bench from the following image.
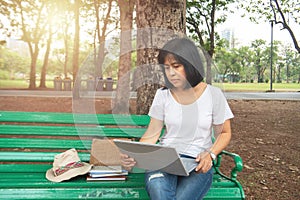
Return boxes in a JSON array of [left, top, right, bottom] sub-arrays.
[[0, 111, 245, 199]]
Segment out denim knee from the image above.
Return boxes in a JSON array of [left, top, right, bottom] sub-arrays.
[[145, 171, 177, 200], [176, 168, 213, 200]]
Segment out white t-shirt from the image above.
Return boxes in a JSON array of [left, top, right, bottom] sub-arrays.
[[148, 85, 234, 158]]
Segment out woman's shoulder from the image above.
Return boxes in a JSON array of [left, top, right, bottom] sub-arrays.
[[206, 84, 223, 93], [205, 84, 226, 99], [153, 87, 171, 100], [156, 87, 169, 94]]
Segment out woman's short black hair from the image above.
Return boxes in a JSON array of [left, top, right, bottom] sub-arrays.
[[158, 37, 205, 89]]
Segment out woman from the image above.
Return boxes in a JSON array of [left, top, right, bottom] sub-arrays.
[[121, 37, 233, 200]]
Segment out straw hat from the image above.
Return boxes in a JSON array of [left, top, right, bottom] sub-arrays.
[[46, 148, 92, 182]]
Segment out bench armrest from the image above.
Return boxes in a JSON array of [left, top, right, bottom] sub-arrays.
[[214, 150, 243, 181]]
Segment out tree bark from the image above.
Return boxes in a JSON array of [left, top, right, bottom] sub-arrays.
[[113, 0, 135, 114], [136, 0, 186, 114], [206, 0, 216, 85], [39, 24, 52, 88], [72, 0, 80, 98], [94, 0, 113, 78], [63, 23, 69, 79], [28, 46, 38, 89]]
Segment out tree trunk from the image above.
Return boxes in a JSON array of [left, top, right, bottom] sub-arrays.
[[39, 25, 52, 88], [64, 23, 69, 79], [72, 0, 80, 98], [28, 44, 39, 89], [276, 65, 281, 82], [113, 0, 135, 114], [206, 0, 216, 85], [16, 1, 45, 90], [136, 0, 186, 114], [286, 63, 289, 83], [94, 0, 113, 78], [257, 66, 263, 83]]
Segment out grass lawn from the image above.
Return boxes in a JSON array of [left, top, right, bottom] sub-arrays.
[[213, 82, 300, 92], [0, 79, 299, 92], [0, 79, 54, 89]]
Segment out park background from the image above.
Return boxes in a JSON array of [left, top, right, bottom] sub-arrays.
[[0, 0, 299, 94]]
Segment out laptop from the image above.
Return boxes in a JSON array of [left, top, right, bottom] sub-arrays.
[[113, 139, 198, 176]]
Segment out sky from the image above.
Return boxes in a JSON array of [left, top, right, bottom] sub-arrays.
[[1, 4, 298, 50], [219, 10, 300, 48]]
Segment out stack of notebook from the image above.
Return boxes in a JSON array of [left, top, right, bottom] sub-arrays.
[[87, 139, 129, 181], [87, 165, 128, 181]]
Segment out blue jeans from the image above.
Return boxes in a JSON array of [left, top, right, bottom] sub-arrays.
[[145, 168, 213, 200]]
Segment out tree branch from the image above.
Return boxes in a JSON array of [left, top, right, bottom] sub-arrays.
[[271, 0, 300, 53]]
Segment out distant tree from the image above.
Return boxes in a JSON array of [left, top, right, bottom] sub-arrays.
[[236, 46, 255, 82], [58, 0, 73, 79], [293, 55, 300, 83], [282, 45, 300, 83], [276, 59, 284, 83], [270, 40, 282, 83], [72, 0, 81, 80], [39, 22, 53, 88], [186, 0, 235, 84], [72, 0, 80, 98], [283, 46, 300, 83], [214, 47, 242, 82], [1, 0, 49, 89], [251, 39, 270, 83], [0, 47, 30, 79], [90, 0, 115, 78], [39, 0, 66, 88]]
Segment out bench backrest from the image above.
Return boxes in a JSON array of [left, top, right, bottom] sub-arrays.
[[0, 111, 151, 163]]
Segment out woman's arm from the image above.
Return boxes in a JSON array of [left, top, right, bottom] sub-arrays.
[[195, 119, 232, 173], [210, 119, 232, 156], [140, 117, 164, 144], [121, 117, 164, 171]]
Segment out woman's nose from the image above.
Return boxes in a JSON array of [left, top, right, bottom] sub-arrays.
[[169, 67, 176, 76]]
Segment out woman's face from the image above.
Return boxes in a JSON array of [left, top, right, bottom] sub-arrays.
[[163, 54, 187, 89]]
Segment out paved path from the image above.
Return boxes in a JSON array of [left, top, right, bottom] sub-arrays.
[[224, 92, 300, 101], [0, 90, 299, 100]]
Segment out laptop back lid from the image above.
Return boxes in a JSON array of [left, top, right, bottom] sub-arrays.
[[113, 139, 189, 176]]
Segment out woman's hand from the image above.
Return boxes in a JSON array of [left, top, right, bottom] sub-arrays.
[[120, 153, 136, 171], [195, 152, 213, 173]]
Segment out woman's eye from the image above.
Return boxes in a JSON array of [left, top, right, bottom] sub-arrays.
[[172, 65, 181, 69]]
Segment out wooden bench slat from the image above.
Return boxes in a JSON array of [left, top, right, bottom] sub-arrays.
[[0, 138, 92, 149], [0, 111, 76, 124], [0, 164, 144, 174], [0, 151, 90, 162], [0, 173, 146, 188], [0, 164, 238, 188], [0, 188, 150, 200], [0, 111, 150, 125], [204, 187, 245, 199], [0, 124, 147, 138], [0, 172, 237, 187], [0, 164, 51, 173], [0, 187, 244, 200]]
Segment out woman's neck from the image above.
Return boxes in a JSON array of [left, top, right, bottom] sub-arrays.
[[170, 82, 207, 105]]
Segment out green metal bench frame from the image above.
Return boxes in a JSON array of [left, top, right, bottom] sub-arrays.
[[0, 111, 245, 200]]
